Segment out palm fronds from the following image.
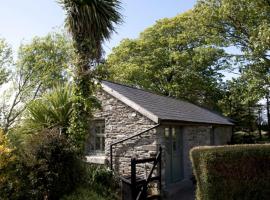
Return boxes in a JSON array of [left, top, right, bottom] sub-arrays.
[[21, 84, 73, 134], [59, 0, 122, 61]]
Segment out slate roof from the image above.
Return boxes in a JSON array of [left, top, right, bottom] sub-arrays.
[[101, 80, 234, 125]]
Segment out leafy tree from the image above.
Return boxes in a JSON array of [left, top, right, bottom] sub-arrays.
[[59, 0, 122, 150], [193, 0, 270, 132], [240, 63, 270, 136], [0, 32, 74, 133], [193, 0, 270, 64], [219, 78, 257, 132], [104, 12, 227, 109], [17, 32, 74, 92], [0, 38, 12, 85]]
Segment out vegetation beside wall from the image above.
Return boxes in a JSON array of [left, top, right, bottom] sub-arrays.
[[61, 187, 109, 200], [190, 145, 270, 200], [62, 164, 120, 200], [0, 84, 120, 200], [1, 129, 120, 200], [0, 128, 84, 200], [0, 130, 21, 199]]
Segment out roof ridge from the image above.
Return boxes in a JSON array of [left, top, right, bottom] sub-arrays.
[[102, 79, 162, 96], [102, 80, 196, 104]]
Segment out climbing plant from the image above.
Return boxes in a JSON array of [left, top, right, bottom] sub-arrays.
[[59, 0, 122, 151]]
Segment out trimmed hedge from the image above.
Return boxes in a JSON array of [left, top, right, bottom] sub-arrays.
[[190, 144, 270, 200]]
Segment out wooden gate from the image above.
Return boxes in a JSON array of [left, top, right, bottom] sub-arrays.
[[121, 147, 162, 200]]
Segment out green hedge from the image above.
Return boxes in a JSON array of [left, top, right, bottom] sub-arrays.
[[190, 144, 270, 200]]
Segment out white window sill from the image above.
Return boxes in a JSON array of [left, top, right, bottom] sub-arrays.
[[85, 155, 106, 164]]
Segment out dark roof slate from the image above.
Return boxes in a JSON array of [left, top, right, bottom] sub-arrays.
[[102, 80, 234, 125]]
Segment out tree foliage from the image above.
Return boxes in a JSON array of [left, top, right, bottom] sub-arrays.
[[0, 32, 74, 133], [16, 32, 74, 92], [193, 0, 270, 131], [218, 78, 257, 131], [0, 38, 12, 85], [193, 0, 270, 97], [104, 12, 227, 109]]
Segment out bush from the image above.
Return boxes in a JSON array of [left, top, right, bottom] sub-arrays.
[[0, 130, 22, 199], [0, 129, 30, 200], [190, 144, 270, 200], [61, 164, 120, 200], [19, 128, 83, 200], [83, 164, 120, 199], [61, 187, 110, 200], [231, 131, 256, 144]]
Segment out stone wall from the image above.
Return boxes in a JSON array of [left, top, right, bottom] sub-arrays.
[[182, 125, 232, 180], [182, 126, 212, 179], [213, 126, 232, 145], [90, 89, 233, 190], [92, 90, 158, 177]]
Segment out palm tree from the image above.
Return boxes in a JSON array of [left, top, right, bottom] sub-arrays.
[[59, 0, 122, 150], [21, 84, 73, 135], [59, 0, 122, 71]]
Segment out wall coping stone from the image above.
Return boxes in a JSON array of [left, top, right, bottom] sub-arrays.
[[86, 155, 106, 164]]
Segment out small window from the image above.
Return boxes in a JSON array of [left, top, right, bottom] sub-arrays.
[[94, 121, 105, 154], [86, 120, 105, 155]]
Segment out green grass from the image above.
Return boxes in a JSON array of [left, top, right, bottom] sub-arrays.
[[61, 187, 110, 200]]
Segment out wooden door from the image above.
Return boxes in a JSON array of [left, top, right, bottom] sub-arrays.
[[165, 126, 184, 184]]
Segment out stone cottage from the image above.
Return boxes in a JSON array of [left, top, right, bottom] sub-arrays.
[[85, 80, 233, 196]]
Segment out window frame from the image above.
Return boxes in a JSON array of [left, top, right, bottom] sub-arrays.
[[86, 120, 105, 155]]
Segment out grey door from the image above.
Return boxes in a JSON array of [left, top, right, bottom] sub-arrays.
[[165, 126, 184, 184]]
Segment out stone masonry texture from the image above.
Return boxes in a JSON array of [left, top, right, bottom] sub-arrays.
[[92, 90, 158, 177], [89, 89, 232, 190]]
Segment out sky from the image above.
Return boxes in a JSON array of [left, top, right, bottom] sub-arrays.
[[0, 0, 197, 55]]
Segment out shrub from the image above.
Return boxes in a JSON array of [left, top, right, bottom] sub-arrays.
[[19, 128, 84, 200], [61, 187, 109, 200], [1, 128, 119, 200], [0, 130, 25, 200], [190, 144, 270, 200], [83, 164, 119, 198], [0, 130, 15, 197], [0, 130, 15, 170], [61, 164, 119, 200], [231, 131, 256, 144]]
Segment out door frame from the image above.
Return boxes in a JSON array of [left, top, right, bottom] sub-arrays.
[[164, 126, 184, 185]]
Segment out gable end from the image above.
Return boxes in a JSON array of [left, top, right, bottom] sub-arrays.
[[101, 83, 159, 123]]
